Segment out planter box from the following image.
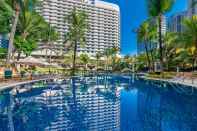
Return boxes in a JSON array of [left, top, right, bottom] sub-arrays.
[[4, 69, 12, 79]]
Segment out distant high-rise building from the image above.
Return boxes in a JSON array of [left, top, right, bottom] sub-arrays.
[[137, 16, 167, 55], [188, 0, 197, 17], [34, 0, 120, 57], [168, 11, 187, 33], [161, 16, 167, 35]]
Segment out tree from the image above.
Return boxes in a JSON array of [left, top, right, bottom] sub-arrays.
[[179, 17, 197, 71], [163, 32, 178, 70], [0, 48, 7, 59], [80, 53, 89, 73], [4, 0, 40, 63], [0, 0, 42, 63], [0, 0, 12, 34], [137, 21, 153, 71], [14, 13, 46, 60], [174, 48, 194, 70], [14, 36, 37, 60], [103, 47, 118, 71], [41, 24, 59, 63], [147, 0, 175, 74], [95, 52, 101, 70], [136, 53, 149, 71], [64, 8, 88, 76]]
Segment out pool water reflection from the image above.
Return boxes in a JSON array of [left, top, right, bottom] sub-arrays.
[[0, 75, 197, 131]]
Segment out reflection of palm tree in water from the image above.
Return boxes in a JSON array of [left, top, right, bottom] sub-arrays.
[[0, 87, 57, 131], [65, 77, 88, 131]]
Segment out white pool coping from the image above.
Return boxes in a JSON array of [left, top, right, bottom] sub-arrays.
[[0, 76, 63, 92], [141, 76, 197, 88]]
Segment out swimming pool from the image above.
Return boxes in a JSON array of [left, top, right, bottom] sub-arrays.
[[0, 75, 197, 131]]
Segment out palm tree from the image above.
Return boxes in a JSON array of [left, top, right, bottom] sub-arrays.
[[180, 17, 197, 71], [137, 20, 157, 71], [41, 24, 59, 63], [15, 10, 47, 60], [0, 0, 38, 64], [147, 0, 175, 73], [64, 8, 88, 76], [137, 21, 153, 71], [163, 32, 178, 70], [4, 0, 39, 64], [103, 48, 115, 71], [95, 52, 101, 70], [0, 1, 12, 34], [80, 53, 89, 74]]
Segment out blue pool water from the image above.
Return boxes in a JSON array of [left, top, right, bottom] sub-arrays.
[[0, 75, 197, 131]]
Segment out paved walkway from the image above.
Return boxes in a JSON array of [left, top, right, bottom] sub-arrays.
[[142, 76, 197, 88], [0, 75, 64, 91]]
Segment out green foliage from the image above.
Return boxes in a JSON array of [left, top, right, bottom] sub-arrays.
[[147, 0, 175, 74], [14, 9, 47, 57], [137, 20, 155, 43], [137, 16, 197, 71], [64, 8, 88, 48], [14, 36, 37, 56], [147, 72, 176, 79], [64, 8, 88, 75], [147, 0, 175, 17], [0, 0, 55, 61], [41, 23, 59, 43], [0, 1, 12, 34], [16, 11, 48, 41], [179, 17, 197, 49], [0, 48, 7, 59], [137, 20, 157, 71], [80, 54, 89, 65], [103, 47, 118, 58]]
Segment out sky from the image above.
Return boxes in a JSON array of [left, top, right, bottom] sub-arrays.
[[103, 0, 188, 56]]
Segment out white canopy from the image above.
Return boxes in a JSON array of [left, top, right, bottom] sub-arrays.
[[17, 56, 50, 66]]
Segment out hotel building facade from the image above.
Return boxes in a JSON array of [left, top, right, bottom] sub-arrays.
[[34, 0, 120, 57], [168, 0, 197, 33], [137, 16, 167, 55], [188, 0, 197, 17], [168, 11, 187, 33]]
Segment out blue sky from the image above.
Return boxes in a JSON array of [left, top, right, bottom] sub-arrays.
[[103, 0, 188, 55]]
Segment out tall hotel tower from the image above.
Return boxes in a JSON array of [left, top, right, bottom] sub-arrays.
[[35, 0, 120, 57]]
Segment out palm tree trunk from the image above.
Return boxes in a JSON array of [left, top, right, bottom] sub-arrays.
[[49, 45, 53, 74], [144, 41, 151, 72], [72, 41, 77, 76], [17, 51, 21, 61], [96, 59, 98, 71], [158, 15, 164, 75], [192, 58, 195, 72], [49, 43, 52, 64], [150, 49, 154, 71], [6, 7, 20, 64]]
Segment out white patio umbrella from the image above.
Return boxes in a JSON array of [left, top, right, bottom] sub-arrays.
[[17, 56, 50, 66]]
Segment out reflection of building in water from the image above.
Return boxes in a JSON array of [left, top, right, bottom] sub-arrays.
[[34, 79, 120, 131]]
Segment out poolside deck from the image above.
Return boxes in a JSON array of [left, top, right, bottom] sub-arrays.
[[0, 75, 64, 91], [142, 76, 197, 88]]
